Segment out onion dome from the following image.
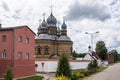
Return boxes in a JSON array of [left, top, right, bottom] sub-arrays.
[[37, 25, 41, 34], [41, 19, 47, 28], [47, 13, 57, 26], [61, 21, 67, 30]]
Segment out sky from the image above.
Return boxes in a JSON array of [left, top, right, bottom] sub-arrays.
[[0, 0, 120, 53]]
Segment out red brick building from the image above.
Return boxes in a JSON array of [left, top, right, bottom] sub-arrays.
[[108, 53, 115, 63], [0, 25, 35, 79]]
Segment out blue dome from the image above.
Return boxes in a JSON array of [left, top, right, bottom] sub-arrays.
[[47, 13, 57, 26], [41, 19, 47, 28], [61, 21, 67, 30]]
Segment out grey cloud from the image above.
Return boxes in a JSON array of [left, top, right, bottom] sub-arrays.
[[66, 1, 111, 21], [1, 1, 10, 11]]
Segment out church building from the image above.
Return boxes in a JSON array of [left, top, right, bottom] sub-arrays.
[[35, 12, 73, 60]]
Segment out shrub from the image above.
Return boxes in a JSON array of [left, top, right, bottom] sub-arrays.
[[87, 60, 98, 73], [4, 67, 13, 80], [77, 73, 85, 78], [71, 74, 79, 80], [55, 54, 71, 78], [54, 75, 70, 80]]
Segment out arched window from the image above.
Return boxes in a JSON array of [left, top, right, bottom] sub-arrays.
[[44, 46, 49, 55], [37, 46, 41, 55], [18, 52, 22, 59], [2, 50, 6, 59]]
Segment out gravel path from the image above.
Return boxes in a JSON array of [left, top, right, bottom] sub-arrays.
[[87, 63, 120, 80], [36, 72, 55, 80]]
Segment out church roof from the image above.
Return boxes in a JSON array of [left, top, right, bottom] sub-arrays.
[[47, 13, 57, 26], [59, 35, 71, 41]]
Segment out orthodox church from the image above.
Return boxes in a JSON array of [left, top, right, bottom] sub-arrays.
[[35, 12, 73, 59]]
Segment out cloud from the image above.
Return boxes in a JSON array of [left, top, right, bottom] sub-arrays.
[[66, 0, 111, 21], [110, 0, 118, 6], [1, 1, 10, 11]]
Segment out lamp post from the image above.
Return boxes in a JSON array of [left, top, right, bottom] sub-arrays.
[[85, 31, 99, 51]]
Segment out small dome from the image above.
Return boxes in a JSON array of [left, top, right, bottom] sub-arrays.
[[59, 35, 71, 41], [47, 13, 57, 26], [41, 19, 47, 28], [61, 21, 67, 30], [38, 26, 41, 31]]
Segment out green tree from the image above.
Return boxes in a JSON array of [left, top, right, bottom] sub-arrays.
[[109, 49, 119, 62], [87, 60, 98, 73], [55, 54, 71, 78], [4, 67, 13, 80], [72, 50, 78, 57], [95, 41, 108, 61]]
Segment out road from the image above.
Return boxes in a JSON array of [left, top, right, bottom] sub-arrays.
[[87, 62, 120, 80]]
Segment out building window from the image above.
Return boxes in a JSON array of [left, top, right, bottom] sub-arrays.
[[18, 36, 22, 42], [26, 38, 29, 44], [2, 50, 6, 59], [44, 46, 49, 55], [26, 53, 29, 59], [2, 35, 6, 42], [18, 52, 22, 59], [37, 46, 41, 55]]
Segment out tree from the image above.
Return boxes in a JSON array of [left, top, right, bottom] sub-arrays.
[[55, 54, 71, 78], [87, 60, 98, 73], [72, 50, 78, 57], [4, 67, 13, 80], [72, 50, 86, 58], [109, 49, 119, 62], [95, 41, 108, 61]]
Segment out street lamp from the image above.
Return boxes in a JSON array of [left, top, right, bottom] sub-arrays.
[[85, 31, 99, 51]]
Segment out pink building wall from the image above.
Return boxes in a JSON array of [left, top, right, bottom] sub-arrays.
[[0, 26, 35, 78]]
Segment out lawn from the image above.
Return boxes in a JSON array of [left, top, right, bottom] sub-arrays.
[[16, 76, 44, 80]]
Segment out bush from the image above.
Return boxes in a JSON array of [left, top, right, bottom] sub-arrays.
[[4, 67, 13, 80], [71, 74, 79, 80], [87, 60, 98, 73], [79, 69, 91, 76], [77, 73, 85, 78], [54, 75, 70, 80], [55, 54, 71, 78]]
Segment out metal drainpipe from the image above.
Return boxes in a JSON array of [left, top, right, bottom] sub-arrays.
[[12, 30, 14, 67]]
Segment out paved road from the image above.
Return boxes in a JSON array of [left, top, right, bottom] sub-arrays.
[[87, 63, 120, 80]]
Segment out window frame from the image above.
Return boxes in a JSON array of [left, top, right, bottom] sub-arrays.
[[26, 53, 29, 59], [2, 35, 6, 42], [44, 46, 49, 55], [18, 52, 22, 59], [18, 36, 22, 42], [2, 50, 6, 59], [26, 38, 29, 44]]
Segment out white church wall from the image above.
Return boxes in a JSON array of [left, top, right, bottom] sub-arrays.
[[35, 61, 90, 72]]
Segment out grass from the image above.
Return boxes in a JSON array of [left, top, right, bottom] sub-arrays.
[[16, 76, 44, 80], [71, 66, 107, 80]]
